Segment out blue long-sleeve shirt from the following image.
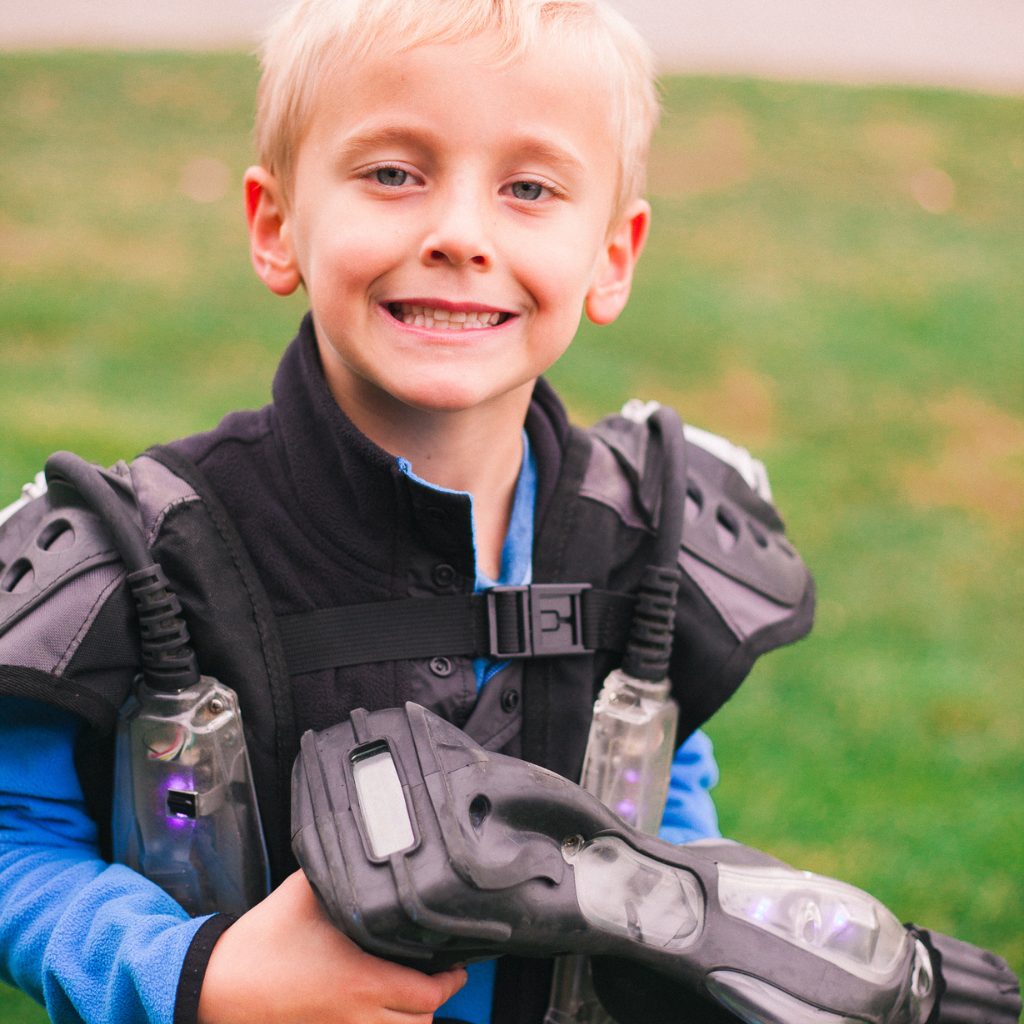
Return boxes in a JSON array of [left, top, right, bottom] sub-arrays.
[[0, 696, 207, 1023], [0, 438, 721, 1024]]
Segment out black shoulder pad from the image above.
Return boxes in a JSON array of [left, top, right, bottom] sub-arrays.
[[0, 456, 205, 727], [0, 484, 123, 655], [588, 407, 665, 518], [0, 465, 146, 728], [683, 443, 805, 607], [586, 406, 809, 608]]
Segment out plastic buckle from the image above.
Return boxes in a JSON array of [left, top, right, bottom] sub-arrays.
[[486, 584, 593, 658]]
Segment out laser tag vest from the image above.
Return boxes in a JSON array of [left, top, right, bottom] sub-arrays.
[[0, 327, 814, 1023]]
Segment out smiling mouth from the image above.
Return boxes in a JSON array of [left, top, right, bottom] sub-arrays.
[[387, 302, 511, 330]]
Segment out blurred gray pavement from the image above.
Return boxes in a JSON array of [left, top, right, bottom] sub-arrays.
[[616, 0, 1024, 93], [1, 0, 1022, 93]]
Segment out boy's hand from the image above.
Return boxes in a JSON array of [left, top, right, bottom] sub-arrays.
[[197, 869, 467, 1023]]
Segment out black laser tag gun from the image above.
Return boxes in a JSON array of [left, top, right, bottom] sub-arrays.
[[291, 702, 1021, 1024]]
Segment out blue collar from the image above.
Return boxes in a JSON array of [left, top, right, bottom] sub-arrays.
[[397, 430, 536, 592], [398, 432, 537, 691]]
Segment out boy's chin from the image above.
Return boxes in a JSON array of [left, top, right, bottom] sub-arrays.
[[384, 374, 534, 416]]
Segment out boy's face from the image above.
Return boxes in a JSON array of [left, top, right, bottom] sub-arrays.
[[247, 33, 649, 417]]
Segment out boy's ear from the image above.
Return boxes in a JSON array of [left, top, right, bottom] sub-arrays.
[[244, 166, 303, 296], [584, 198, 651, 326]]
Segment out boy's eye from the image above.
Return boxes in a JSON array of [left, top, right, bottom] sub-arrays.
[[510, 180, 545, 201], [375, 167, 408, 187]]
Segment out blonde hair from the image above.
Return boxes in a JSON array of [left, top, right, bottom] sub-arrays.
[[255, 0, 658, 219]]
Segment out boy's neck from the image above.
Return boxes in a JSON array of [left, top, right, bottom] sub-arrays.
[[318, 348, 534, 581]]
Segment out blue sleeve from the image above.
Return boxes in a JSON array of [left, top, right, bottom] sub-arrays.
[[0, 696, 210, 1024], [658, 728, 721, 844]]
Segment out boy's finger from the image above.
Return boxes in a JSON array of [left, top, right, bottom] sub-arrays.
[[434, 965, 469, 1004], [378, 964, 468, 1014]]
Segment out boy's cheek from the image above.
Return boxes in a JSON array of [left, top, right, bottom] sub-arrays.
[[303, 222, 393, 277]]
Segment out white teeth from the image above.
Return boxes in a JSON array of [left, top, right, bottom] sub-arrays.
[[391, 303, 506, 329]]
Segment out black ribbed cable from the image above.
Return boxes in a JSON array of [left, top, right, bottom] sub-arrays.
[[44, 451, 200, 692], [620, 406, 685, 681]]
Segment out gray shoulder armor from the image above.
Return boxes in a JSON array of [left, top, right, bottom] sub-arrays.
[[583, 400, 814, 645], [0, 455, 200, 727]]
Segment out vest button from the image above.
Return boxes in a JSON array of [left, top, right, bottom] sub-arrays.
[[501, 688, 520, 713], [432, 563, 456, 587], [425, 506, 447, 522], [429, 657, 453, 677]]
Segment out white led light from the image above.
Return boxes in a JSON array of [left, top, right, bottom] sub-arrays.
[[717, 864, 907, 982], [351, 747, 415, 858]]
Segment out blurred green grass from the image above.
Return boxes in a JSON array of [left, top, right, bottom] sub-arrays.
[[1, 53, 1021, 1021]]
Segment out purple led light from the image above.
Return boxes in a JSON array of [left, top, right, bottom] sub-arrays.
[[622, 768, 641, 784], [616, 798, 636, 819], [161, 775, 195, 827]]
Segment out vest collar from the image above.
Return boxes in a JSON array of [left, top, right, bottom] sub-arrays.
[[269, 314, 569, 580]]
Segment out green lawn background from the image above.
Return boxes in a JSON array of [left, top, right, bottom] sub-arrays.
[[1, 54, 1021, 1021]]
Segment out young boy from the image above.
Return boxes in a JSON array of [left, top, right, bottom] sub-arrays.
[[0, 1, 813, 1022]]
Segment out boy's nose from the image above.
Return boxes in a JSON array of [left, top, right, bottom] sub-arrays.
[[419, 192, 495, 271], [424, 246, 490, 269]]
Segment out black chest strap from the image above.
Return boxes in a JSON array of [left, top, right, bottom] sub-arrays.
[[276, 584, 635, 675]]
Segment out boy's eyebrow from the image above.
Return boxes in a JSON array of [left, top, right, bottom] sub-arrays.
[[336, 123, 586, 176], [509, 136, 587, 176], [338, 124, 436, 158]]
